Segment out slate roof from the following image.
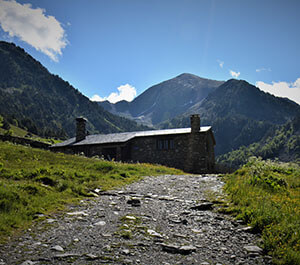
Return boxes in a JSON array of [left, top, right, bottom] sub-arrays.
[[51, 126, 212, 148]]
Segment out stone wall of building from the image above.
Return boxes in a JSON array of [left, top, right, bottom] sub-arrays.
[[206, 131, 215, 171], [129, 131, 214, 173], [185, 133, 208, 173], [130, 134, 190, 170]]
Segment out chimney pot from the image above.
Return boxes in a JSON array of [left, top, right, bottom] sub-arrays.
[[76, 117, 87, 142], [190, 114, 200, 133]]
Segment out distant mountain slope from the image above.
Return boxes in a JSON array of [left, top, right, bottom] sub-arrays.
[[159, 79, 300, 155], [217, 115, 300, 168], [188, 79, 299, 123], [99, 73, 224, 126], [0, 41, 147, 138]]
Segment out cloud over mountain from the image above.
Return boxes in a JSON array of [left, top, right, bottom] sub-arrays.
[[230, 70, 240, 78], [0, 0, 67, 61], [256, 78, 300, 104], [91, 84, 137, 103]]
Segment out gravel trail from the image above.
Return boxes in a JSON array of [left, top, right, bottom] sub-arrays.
[[0, 175, 272, 265]]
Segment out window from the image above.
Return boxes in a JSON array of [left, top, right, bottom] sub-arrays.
[[157, 139, 174, 150]]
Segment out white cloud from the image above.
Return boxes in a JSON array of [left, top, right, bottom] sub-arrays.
[[90, 94, 105, 102], [217, 60, 224, 68], [256, 68, 271, 72], [230, 70, 240, 78], [256, 78, 300, 104], [91, 84, 137, 104], [0, 0, 67, 61]]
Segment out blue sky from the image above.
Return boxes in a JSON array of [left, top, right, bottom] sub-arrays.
[[0, 0, 300, 104]]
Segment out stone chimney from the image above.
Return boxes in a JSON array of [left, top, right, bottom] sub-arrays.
[[76, 117, 87, 142], [190, 114, 200, 133]]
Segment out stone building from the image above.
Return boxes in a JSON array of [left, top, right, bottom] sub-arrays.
[[50, 115, 215, 173]]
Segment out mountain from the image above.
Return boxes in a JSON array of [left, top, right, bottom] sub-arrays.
[[0, 41, 147, 138], [158, 79, 300, 155], [99, 73, 224, 126], [216, 115, 300, 168]]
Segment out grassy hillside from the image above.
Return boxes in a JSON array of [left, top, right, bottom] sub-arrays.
[[0, 141, 182, 241], [0, 115, 61, 144], [223, 157, 300, 264]]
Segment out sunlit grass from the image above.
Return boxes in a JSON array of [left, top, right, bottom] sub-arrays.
[[224, 157, 300, 265], [0, 141, 183, 241]]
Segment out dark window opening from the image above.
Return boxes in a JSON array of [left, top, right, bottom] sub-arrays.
[[157, 139, 174, 150], [102, 147, 117, 160]]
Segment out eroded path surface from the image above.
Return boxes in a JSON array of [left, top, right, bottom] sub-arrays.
[[0, 175, 272, 265]]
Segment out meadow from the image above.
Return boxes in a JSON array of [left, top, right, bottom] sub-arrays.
[[0, 141, 182, 241], [223, 157, 300, 265]]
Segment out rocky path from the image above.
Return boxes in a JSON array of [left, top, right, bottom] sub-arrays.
[[0, 175, 272, 265]]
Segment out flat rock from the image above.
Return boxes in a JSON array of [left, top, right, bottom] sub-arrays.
[[147, 229, 163, 238], [94, 188, 101, 193], [239, 226, 254, 233], [87, 191, 99, 197], [125, 215, 136, 221], [244, 245, 263, 253], [21, 261, 36, 265], [191, 228, 202, 233], [121, 249, 130, 255], [85, 253, 98, 260], [161, 244, 196, 255], [179, 245, 197, 254], [94, 221, 106, 226], [66, 211, 88, 216], [51, 245, 64, 252], [54, 253, 80, 258], [158, 195, 175, 201]]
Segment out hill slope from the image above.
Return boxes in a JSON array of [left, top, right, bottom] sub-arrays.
[[217, 115, 300, 168], [99, 73, 224, 126], [0, 41, 147, 138]]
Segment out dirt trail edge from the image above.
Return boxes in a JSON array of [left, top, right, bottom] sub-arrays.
[[0, 175, 272, 265]]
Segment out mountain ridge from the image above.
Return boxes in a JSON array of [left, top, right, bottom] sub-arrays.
[[157, 78, 300, 155], [99, 73, 224, 126]]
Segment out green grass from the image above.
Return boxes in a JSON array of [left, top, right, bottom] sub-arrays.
[[0, 123, 62, 144], [0, 141, 183, 241], [223, 157, 300, 265], [0, 125, 27, 137]]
